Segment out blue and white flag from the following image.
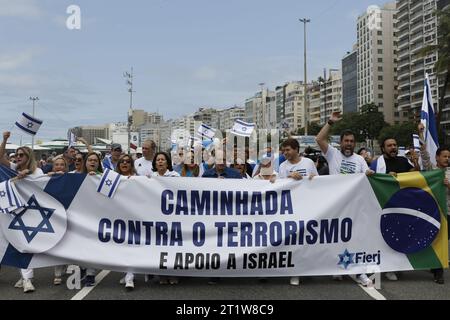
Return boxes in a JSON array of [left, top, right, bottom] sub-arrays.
[[0, 180, 24, 214], [197, 123, 216, 140], [421, 74, 439, 166], [412, 134, 421, 153], [97, 169, 121, 199], [231, 120, 256, 137], [15, 113, 43, 136], [67, 131, 77, 148]]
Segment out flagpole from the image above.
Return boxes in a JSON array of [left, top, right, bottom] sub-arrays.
[[29, 97, 39, 150]]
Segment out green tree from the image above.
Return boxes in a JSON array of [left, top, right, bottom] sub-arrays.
[[359, 104, 388, 141], [295, 122, 323, 136], [378, 122, 417, 148], [421, 6, 450, 143], [330, 112, 366, 142]]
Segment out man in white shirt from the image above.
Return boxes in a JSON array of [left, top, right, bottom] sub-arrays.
[[315, 112, 374, 287], [316, 112, 372, 176], [278, 139, 318, 180], [135, 140, 156, 177]]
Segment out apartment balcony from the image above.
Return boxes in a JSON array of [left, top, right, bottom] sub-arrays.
[[411, 84, 423, 96], [397, 8, 409, 21], [410, 10, 423, 23], [410, 31, 423, 43], [398, 79, 410, 91], [410, 21, 423, 34], [398, 47, 409, 59], [397, 0, 409, 12], [398, 38, 410, 50], [410, 42, 424, 54], [410, 0, 423, 12], [397, 71, 410, 81], [398, 58, 411, 69], [397, 19, 410, 31], [411, 62, 425, 73]]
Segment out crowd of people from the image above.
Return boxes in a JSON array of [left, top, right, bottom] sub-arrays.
[[0, 111, 448, 293]]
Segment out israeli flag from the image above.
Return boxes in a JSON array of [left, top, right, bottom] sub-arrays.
[[231, 120, 256, 137], [15, 113, 43, 136], [421, 74, 439, 166], [0, 180, 24, 214], [197, 123, 216, 140], [412, 134, 421, 153], [68, 131, 77, 148], [97, 169, 122, 199]]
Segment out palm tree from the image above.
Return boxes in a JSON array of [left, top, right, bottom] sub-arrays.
[[421, 6, 450, 143]]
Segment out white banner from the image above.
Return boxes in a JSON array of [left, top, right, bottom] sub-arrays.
[[0, 172, 447, 277]]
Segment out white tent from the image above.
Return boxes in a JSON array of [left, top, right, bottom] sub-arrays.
[[5, 143, 20, 151]]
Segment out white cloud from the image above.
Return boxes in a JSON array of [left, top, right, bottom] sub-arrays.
[[0, 49, 41, 71], [0, 0, 43, 18]]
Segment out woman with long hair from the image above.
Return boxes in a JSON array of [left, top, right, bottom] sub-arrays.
[[0, 132, 44, 293], [180, 152, 200, 177], [115, 154, 137, 290], [83, 152, 104, 175], [152, 152, 179, 284], [79, 152, 103, 286], [116, 154, 136, 177]]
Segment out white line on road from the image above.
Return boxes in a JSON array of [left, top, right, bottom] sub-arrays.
[[70, 270, 111, 301], [349, 276, 387, 301]]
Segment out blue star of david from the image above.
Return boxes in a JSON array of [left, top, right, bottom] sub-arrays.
[[105, 180, 113, 187], [8, 195, 55, 243], [27, 122, 34, 128], [0, 191, 6, 198], [337, 249, 355, 269]]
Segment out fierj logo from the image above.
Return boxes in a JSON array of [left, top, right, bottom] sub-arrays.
[[338, 249, 381, 270], [0, 193, 67, 254], [381, 188, 441, 254]]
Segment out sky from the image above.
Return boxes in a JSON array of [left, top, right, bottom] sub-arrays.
[[0, 0, 392, 144]]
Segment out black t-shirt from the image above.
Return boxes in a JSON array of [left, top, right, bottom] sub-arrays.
[[385, 156, 413, 174]]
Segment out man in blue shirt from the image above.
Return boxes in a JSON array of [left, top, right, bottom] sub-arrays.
[[202, 150, 242, 179], [103, 143, 122, 171]]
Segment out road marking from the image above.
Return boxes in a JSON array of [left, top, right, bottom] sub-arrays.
[[70, 270, 110, 300], [349, 275, 387, 300]]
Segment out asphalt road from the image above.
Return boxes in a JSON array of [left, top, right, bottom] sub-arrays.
[[0, 266, 449, 301]]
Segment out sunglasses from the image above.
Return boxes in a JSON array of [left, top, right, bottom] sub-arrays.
[[16, 153, 26, 158], [120, 160, 132, 164], [75, 158, 83, 162]]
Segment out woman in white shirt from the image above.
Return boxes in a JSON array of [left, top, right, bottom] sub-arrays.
[[0, 131, 44, 293], [152, 152, 180, 178], [151, 152, 180, 284]]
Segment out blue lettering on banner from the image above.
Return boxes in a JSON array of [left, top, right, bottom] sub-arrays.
[[160, 190, 294, 216], [98, 218, 353, 247]]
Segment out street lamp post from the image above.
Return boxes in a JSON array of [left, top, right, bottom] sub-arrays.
[[299, 18, 310, 136], [124, 68, 134, 155], [29, 97, 39, 150]]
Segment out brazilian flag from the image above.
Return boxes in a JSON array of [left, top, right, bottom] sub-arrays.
[[369, 170, 448, 270]]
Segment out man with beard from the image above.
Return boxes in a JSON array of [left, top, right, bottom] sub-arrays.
[[370, 138, 420, 175], [315, 112, 374, 287], [316, 112, 372, 175], [370, 137, 419, 282]]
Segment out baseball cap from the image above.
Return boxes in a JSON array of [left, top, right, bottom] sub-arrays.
[[111, 143, 122, 151]]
